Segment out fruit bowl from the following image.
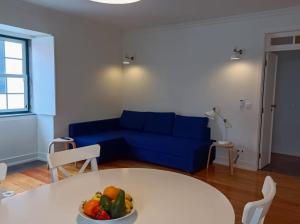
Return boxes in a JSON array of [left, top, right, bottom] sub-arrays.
[[79, 186, 134, 222]]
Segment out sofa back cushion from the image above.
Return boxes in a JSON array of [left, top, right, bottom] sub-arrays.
[[120, 110, 146, 131], [173, 115, 209, 140], [144, 112, 175, 135]]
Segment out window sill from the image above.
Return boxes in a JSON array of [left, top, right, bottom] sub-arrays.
[[0, 112, 36, 118]]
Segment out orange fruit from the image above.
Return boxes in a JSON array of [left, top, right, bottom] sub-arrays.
[[103, 186, 120, 200], [83, 200, 99, 217]]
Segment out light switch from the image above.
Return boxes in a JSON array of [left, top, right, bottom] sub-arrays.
[[240, 99, 252, 110], [240, 99, 245, 108]]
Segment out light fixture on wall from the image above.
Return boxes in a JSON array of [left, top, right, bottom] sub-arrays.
[[123, 55, 135, 65], [89, 0, 141, 4], [231, 48, 245, 60], [205, 107, 232, 145]]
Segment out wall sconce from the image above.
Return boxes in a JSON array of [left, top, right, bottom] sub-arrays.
[[231, 48, 245, 60], [123, 55, 135, 65]]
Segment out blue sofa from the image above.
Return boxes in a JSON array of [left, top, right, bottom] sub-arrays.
[[69, 111, 215, 173]]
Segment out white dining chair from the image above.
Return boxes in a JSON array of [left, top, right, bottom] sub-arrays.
[[47, 145, 100, 183], [0, 163, 15, 200], [0, 163, 7, 182], [242, 176, 276, 224]]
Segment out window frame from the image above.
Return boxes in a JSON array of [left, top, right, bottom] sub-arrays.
[[0, 34, 30, 115]]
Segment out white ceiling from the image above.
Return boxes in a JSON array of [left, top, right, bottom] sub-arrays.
[[23, 0, 300, 30]]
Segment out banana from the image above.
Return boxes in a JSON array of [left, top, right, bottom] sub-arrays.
[[125, 199, 133, 213], [125, 199, 133, 209], [92, 192, 102, 201], [92, 196, 101, 201], [125, 193, 133, 201]]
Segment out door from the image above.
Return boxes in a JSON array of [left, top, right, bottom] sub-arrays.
[[259, 53, 278, 169]]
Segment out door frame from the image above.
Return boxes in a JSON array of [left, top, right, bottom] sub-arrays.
[[256, 26, 300, 170]]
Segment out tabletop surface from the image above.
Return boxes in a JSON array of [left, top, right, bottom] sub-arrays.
[[0, 168, 235, 224]]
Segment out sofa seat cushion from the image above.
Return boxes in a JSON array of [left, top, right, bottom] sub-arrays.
[[144, 112, 175, 135], [125, 132, 209, 157], [173, 115, 210, 140], [74, 130, 136, 147], [120, 110, 146, 131]]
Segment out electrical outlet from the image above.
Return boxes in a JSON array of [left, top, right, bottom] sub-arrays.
[[236, 145, 245, 153]]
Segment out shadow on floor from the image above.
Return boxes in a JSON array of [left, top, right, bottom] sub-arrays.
[[263, 153, 300, 177], [7, 161, 47, 175]]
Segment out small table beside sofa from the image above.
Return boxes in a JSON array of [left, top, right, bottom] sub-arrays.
[[69, 111, 215, 173]]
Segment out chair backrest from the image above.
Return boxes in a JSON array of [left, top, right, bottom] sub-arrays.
[[242, 176, 276, 224], [0, 163, 7, 181], [47, 145, 100, 183]]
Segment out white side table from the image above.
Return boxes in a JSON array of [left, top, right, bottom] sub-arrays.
[[207, 142, 237, 175], [48, 137, 76, 154]]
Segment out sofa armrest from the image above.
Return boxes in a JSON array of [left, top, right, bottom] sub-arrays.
[[69, 118, 120, 137]]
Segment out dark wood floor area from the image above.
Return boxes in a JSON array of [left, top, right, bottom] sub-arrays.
[[1, 160, 300, 224], [263, 153, 300, 177]]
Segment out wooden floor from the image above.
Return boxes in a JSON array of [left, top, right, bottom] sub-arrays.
[[1, 160, 300, 224], [263, 153, 300, 177]]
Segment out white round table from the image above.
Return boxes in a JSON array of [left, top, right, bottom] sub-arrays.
[[0, 168, 235, 224]]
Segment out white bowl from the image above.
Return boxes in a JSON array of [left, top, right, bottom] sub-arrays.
[[79, 202, 135, 223]]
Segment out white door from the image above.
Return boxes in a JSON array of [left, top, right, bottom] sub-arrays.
[[259, 53, 278, 169]]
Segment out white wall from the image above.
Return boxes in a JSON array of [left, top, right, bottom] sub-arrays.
[[0, 0, 123, 137], [0, 0, 123, 164], [123, 7, 300, 170], [0, 115, 37, 166], [36, 115, 54, 160], [272, 50, 300, 157], [31, 36, 56, 116], [31, 35, 56, 160]]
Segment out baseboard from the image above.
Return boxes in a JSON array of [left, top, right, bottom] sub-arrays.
[[0, 153, 37, 167], [214, 156, 257, 171], [37, 152, 48, 162], [1, 152, 257, 171]]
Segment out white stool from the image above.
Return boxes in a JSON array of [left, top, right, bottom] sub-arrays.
[[48, 137, 77, 168], [48, 137, 76, 154]]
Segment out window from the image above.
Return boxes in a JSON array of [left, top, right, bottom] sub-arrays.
[[270, 36, 294, 46], [0, 35, 29, 114]]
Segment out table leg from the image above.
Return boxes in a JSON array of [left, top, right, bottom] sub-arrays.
[[207, 145, 213, 169], [70, 142, 76, 149], [48, 143, 55, 154], [229, 148, 234, 175], [228, 149, 231, 170], [70, 142, 77, 167], [47, 143, 55, 170]]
